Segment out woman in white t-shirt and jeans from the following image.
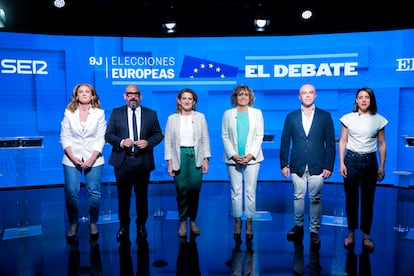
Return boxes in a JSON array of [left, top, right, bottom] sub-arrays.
[[339, 87, 388, 253]]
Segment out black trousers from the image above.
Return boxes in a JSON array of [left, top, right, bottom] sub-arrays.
[[114, 155, 150, 228]]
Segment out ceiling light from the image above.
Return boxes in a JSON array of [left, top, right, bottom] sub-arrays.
[[162, 4, 176, 34], [301, 9, 313, 20], [254, 17, 270, 32], [53, 0, 66, 9], [0, 9, 5, 28], [162, 19, 176, 34]]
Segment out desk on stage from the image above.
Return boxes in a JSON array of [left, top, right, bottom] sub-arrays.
[[1, 136, 44, 240]]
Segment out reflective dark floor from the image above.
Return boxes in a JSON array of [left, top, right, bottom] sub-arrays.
[[1, 181, 414, 275]]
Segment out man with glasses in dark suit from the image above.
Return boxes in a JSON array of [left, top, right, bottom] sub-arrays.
[[105, 84, 163, 244]]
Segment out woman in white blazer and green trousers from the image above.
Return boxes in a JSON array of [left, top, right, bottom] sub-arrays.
[[164, 88, 211, 238]]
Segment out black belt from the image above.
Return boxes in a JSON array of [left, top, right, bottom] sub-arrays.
[[126, 152, 140, 157], [347, 150, 376, 157], [180, 146, 194, 148]]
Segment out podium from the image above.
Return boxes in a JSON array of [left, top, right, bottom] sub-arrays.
[[1, 136, 44, 240], [322, 140, 348, 227], [395, 135, 414, 239]]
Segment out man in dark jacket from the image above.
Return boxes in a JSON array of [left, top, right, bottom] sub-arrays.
[[280, 83, 336, 250], [105, 84, 163, 243]]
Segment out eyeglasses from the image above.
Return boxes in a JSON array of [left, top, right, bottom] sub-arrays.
[[126, 92, 140, 96]]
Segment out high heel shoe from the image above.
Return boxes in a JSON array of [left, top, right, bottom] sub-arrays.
[[178, 221, 187, 238], [89, 223, 99, 241], [233, 217, 242, 250], [67, 223, 79, 244], [234, 233, 242, 250], [362, 237, 374, 253], [190, 221, 200, 236]]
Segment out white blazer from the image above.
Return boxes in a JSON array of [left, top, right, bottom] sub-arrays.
[[164, 111, 211, 171], [60, 107, 106, 167], [221, 106, 264, 164]]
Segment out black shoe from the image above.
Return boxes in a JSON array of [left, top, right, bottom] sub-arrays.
[[310, 232, 321, 250], [89, 223, 99, 241], [67, 234, 79, 245], [116, 227, 129, 243], [66, 224, 79, 245], [287, 225, 304, 242], [136, 225, 147, 243], [90, 232, 99, 242]]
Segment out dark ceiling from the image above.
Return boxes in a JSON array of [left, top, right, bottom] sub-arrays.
[[2, 0, 414, 37]]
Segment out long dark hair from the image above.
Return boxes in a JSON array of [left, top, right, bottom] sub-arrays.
[[353, 87, 377, 114]]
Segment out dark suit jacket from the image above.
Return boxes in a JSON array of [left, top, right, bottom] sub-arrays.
[[279, 107, 336, 177], [105, 105, 163, 170]]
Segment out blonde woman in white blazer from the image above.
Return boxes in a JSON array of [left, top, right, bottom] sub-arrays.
[[221, 84, 264, 250], [164, 88, 211, 238], [60, 83, 106, 244]]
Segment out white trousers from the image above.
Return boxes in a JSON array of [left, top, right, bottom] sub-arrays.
[[291, 169, 324, 233], [227, 162, 260, 218]]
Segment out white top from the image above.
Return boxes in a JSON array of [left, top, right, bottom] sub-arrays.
[[164, 111, 211, 170], [179, 114, 194, 147], [301, 105, 315, 136], [340, 112, 388, 153]]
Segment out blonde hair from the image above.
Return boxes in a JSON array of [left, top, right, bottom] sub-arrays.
[[66, 83, 101, 112]]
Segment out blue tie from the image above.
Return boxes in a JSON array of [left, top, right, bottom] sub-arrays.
[[132, 108, 138, 152]]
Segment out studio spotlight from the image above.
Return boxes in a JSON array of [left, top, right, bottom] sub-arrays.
[[53, 0, 66, 8], [162, 19, 176, 34], [301, 8, 313, 20], [0, 8, 5, 28], [254, 17, 270, 32], [162, 3, 176, 34]]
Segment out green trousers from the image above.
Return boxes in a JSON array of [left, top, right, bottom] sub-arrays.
[[174, 147, 202, 221]]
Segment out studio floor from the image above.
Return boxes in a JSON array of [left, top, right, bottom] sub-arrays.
[[1, 181, 414, 275]]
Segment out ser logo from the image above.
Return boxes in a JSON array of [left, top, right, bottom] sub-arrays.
[[1, 59, 48, 75]]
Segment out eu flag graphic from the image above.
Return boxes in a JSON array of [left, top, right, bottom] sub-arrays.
[[179, 55, 238, 78]]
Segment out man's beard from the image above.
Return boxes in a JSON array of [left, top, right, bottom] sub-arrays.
[[129, 100, 138, 109]]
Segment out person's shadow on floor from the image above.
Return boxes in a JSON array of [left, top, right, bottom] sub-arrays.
[[176, 236, 201, 276], [67, 240, 103, 276], [345, 249, 371, 276]]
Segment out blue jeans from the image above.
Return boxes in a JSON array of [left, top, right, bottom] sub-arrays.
[[291, 169, 324, 233], [343, 150, 378, 235], [63, 164, 103, 225]]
